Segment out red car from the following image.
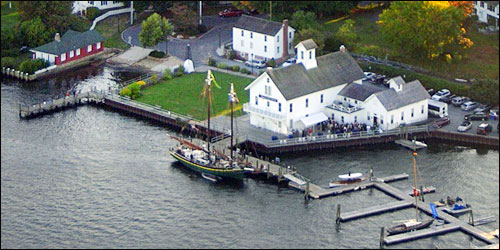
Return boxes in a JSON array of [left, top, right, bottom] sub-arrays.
[[432, 117, 450, 128], [218, 8, 244, 17]]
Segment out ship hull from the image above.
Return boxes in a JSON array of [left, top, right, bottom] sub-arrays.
[[169, 151, 244, 180]]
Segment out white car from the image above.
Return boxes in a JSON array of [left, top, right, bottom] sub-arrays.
[[457, 121, 472, 132], [282, 57, 296, 68], [461, 101, 478, 111], [245, 59, 266, 68], [363, 72, 375, 81], [431, 89, 451, 101], [451, 96, 469, 106]]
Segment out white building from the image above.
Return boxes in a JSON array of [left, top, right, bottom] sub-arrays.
[[72, 1, 124, 15], [474, 1, 499, 30], [243, 39, 430, 135], [232, 15, 295, 64]]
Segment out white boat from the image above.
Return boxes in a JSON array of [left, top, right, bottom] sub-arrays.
[[338, 172, 363, 181], [329, 172, 367, 188]]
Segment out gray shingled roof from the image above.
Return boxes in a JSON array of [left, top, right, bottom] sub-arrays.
[[338, 81, 387, 101], [390, 76, 405, 86], [267, 51, 365, 100], [31, 29, 105, 55], [374, 80, 430, 111], [297, 39, 318, 50], [233, 15, 284, 36]]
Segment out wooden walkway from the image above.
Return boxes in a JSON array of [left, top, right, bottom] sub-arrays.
[[339, 200, 413, 222], [384, 223, 461, 245]]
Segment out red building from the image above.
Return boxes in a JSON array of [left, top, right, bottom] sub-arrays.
[[30, 30, 105, 66]]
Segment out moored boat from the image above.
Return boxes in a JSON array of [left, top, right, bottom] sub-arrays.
[[386, 219, 433, 235], [329, 172, 368, 188]]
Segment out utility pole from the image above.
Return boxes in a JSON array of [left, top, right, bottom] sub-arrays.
[[130, 1, 134, 25], [199, 1, 202, 26]]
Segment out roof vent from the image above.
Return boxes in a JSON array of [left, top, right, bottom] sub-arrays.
[[340, 45, 346, 53]]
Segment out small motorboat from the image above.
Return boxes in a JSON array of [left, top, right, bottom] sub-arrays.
[[386, 219, 433, 235], [201, 173, 219, 182], [329, 172, 367, 188]]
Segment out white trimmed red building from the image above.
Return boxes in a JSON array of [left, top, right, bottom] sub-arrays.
[[30, 30, 105, 66]]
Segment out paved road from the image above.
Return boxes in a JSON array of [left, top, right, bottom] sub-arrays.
[[121, 15, 267, 72]]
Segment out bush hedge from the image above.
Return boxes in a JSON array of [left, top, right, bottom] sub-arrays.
[[86, 7, 100, 21], [163, 69, 172, 80], [149, 50, 166, 58], [267, 58, 276, 68], [208, 57, 216, 67], [217, 63, 227, 69], [359, 62, 499, 106], [120, 82, 142, 99], [240, 68, 248, 74], [174, 65, 185, 77], [231, 65, 240, 72], [1, 57, 17, 69], [19, 59, 49, 74]]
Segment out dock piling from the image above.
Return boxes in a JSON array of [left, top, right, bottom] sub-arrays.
[[420, 185, 424, 202], [336, 204, 341, 231], [380, 227, 385, 249], [469, 206, 474, 226]]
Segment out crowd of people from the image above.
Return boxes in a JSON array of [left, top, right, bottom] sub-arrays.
[[290, 118, 375, 138]]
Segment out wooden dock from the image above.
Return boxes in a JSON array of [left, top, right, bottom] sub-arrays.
[[383, 223, 461, 245], [395, 138, 427, 151], [339, 200, 413, 222]]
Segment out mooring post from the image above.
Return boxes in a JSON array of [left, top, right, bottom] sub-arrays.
[[336, 204, 341, 230], [380, 227, 385, 249], [369, 166, 373, 181], [304, 180, 310, 200], [468, 207, 474, 226], [420, 185, 425, 202]]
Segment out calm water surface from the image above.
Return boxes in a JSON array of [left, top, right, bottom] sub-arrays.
[[1, 66, 498, 249]]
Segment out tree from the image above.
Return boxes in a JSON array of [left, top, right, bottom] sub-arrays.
[[17, 1, 72, 34], [138, 13, 173, 48], [377, 1, 473, 61], [290, 11, 318, 31], [335, 19, 359, 50], [293, 28, 326, 53], [169, 3, 197, 33], [20, 17, 52, 48]]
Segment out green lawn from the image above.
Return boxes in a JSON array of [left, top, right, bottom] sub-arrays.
[[94, 13, 131, 50], [135, 71, 253, 121], [324, 9, 499, 80], [1, 1, 19, 30]]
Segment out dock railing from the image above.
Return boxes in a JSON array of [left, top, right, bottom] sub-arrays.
[[243, 125, 429, 148]]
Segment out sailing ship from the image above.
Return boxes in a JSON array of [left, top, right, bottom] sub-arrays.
[[386, 151, 433, 235], [169, 70, 244, 181], [329, 171, 368, 188]]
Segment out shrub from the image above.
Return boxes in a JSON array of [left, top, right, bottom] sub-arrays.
[[120, 87, 132, 97], [149, 50, 166, 58], [163, 69, 172, 80], [231, 65, 240, 72], [324, 34, 343, 53], [86, 7, 100, 20], [19, 59, 49, 74], [1, 57, 17, 69], [240, 68, 248, 74], [137, 80, 146, 86], [1, 48, 20, 58], [267, 58, 276, 68], [217, 63, 227, 69], [228, 50, 236, 60], [127, 82, 142, 99], [197, 24, 207, 33], [151, 74, 158, 84], [208, 57, 216, 67], [178, 65, 185, 74]]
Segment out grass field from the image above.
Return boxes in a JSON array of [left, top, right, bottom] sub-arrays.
[[135, 71, 253, 121], [1, 1, 19, 30], [324, 8, 499, 80], [94, 13, 131, 50]]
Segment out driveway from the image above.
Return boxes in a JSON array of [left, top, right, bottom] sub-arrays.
[[431, 104, 499, 137], [121, 14, 267, 71]]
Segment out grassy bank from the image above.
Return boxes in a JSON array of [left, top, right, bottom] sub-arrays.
[[1, 1, 19, 30], [95, 13, 131, 50], [324, 9, 499, 80], [135, 72, 253, 120]]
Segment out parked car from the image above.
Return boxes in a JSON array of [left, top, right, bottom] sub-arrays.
[[461, 101, 479, 111], [218, 8, 244, 17], [431, 89, 451, 101], [477, 123, 492, 135], [439, 95, 453, 104], [473, 104, 490, 113], [363, 72, 375, 81], [19, 46, 30, 53], [244, 9, 259, 15], [457, 121, 472, 132], [282, 57, 296, 67], [245, 59, 266, 68], [451, 96, 470, 106], [489, 109, 499, 120], [427, 88, 436, 96], [432, 117, 450, 128], [464, 112, 488, 121]]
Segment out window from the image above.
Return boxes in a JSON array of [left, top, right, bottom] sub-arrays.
[[391, 114, 394, 124], [355, 100, 358, 104], [344, 97, 347, 101], [411, 108, 414, 118], [401, 111, 404, 121], [367, 111, 370, 121], [480, 1, 484, 8], [264, 46, 267, 52], [250, 42, 253, 49], [320, 94, 323, 103], [76, 48, 80, 56], [102, 1, 107, 5], [289, 42, 292, 49], [381, 115, 384, 124], [277, 46, 280, 54], [421, 104, 424, 114], [279, 103, 281, 112], [309, 51, 312, 59], [332, 113, 334, 120], [250, 32, 253, 39], [88, 44, 92, 52], [264, 86, 271, 96], [267, 78, 269, 83], [241, 30, 244, 36], [255, 96, 258, 105], [301, 51, 304, 59], [277, 35, 279, 42], [289, 32, 291, 38], [306, 98, 308, 108], [267, 101, 270, 107], [97, 42, 101, 49], [61, 53, 66, 62], [290, 103, 293, 112], [341, 116, 344, 123], [241, 40, 244, 47], [354, 116, 357, 123], [264, 36, 267, 42], [70, 50, 74, 58]]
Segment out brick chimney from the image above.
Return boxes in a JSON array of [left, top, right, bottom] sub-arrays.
[[55, 33, 61, 42], [283, 19, 289, 59]]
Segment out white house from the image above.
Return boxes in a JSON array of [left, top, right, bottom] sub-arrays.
[[232, 15, 295, 64], [474, 1, 499, 30], [72, 1, 124, 15], [243, 39, 430, 135]]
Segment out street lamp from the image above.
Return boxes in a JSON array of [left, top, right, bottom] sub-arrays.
[[251, 53, 254, 75]]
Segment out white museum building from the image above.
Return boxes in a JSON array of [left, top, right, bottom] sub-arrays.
[[243, 39, 430, 134]]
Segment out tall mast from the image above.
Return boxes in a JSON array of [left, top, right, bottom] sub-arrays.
[[206, 71, 212, 159], [228, 83, 238, 163], [412, 151, 418, 221]]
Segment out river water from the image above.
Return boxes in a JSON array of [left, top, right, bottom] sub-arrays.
[[1, 66, 498, 249]]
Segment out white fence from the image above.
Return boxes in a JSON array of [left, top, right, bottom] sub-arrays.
[[90, 7, 134, 30]]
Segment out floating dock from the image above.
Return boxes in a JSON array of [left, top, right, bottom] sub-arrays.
[[383, 223, 461, 245], [339, 200, 413, 222]]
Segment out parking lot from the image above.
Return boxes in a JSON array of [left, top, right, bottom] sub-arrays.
[[431, 102, 499, 138]]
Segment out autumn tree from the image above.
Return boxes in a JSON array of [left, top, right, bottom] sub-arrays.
[[138, 13, 174, 48], [378, 1, 473, 62], [168, 3, 197, 33], [335, 19, 359, 50]]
